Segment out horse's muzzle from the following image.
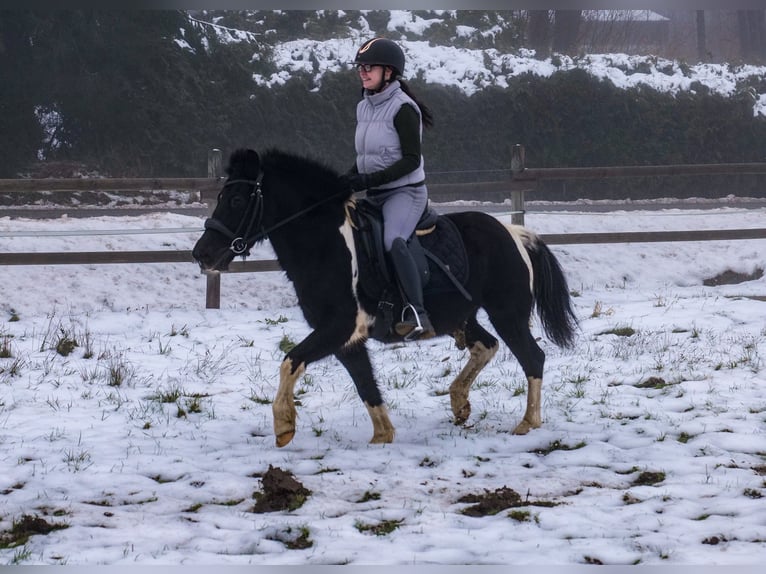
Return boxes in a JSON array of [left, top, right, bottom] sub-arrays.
[[192, 236, 232, 272]]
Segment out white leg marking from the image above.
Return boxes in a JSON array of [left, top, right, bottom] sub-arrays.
[[449, 340, 498, 425], [366, 403, 395, 444], [513, 376, 543, 435], [273, 358, 305, 447]]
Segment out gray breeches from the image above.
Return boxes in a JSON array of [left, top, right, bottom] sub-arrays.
[[366, 185, 428, 251]]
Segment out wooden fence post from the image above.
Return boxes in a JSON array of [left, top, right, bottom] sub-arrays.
[[205, 272, 221, 310], [205, 148, 222, 309], [208, 148, 222, 179], [511, 144, 526, 226]]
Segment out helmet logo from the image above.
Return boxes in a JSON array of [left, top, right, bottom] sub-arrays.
[[357, 38, 383, 55]]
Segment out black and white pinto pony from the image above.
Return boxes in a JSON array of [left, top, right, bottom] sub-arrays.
[[192, 148, 578, 447]]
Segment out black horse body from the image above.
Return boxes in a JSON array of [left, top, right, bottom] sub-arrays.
[[192, 148, 578, 446]]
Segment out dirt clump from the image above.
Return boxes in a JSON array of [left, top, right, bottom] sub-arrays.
[[703, 267, 764, 286], [251, 465, 311, 513], [458, 486, 523, 516]]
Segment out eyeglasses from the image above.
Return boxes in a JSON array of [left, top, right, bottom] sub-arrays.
[[355, 63, 378, 72]]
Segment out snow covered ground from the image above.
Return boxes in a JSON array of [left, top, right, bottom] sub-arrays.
[[1, 201, 765, 565]]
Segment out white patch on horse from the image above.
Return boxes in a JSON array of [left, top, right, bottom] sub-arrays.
[[339, 213, 373, 345], [504, 224, 535, 295]]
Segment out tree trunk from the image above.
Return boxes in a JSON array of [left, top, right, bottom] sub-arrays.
[[696, 11, 708, 61], [738, 10, 766, 62], [527, 10, 552, 58], [552, 10, 581, 55]]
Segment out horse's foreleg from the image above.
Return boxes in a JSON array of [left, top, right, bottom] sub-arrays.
[[450, 340, 498, 424], [513, 376, 542, 435], [366, 403, 395, 444], [335, 343, 394, 444], [273, 358, 305, 447]]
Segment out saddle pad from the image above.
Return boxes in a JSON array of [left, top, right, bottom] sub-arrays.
[[420, 214, 470, 291]]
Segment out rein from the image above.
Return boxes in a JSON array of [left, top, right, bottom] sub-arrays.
[[204, 169, 350, 260]]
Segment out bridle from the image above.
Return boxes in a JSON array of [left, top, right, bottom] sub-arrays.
[[203, 173, 266, 256], [203, 169, 350, 261]]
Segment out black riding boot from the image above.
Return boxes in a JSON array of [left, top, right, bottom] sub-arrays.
[[389, 237, 436, 340]]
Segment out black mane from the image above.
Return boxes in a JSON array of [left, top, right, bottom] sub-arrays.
[[228, 147, 352, 203]]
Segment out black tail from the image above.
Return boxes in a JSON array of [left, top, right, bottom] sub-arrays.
[[528, 237, 578, 348]]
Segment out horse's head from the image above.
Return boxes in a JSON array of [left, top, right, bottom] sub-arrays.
[[192, 148, 265, 272]]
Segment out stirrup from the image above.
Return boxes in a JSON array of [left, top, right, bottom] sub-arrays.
[[395, 304, 434, 341]]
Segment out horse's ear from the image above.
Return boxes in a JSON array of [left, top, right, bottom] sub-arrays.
[[227, 148, 261, 177]]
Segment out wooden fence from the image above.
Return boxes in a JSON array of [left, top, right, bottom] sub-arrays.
[[2, 146, 766, 308]]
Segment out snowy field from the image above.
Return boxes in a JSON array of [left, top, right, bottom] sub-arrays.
[[0, 202, 765, 565]]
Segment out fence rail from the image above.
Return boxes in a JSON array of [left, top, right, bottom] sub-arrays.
[[2, 146, 766, 308]]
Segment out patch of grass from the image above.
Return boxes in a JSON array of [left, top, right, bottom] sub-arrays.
[[149, 475, 178, 484], [9, 545, 32, 564], [622, 493, 642, 505], [282, 526, 312, 550], [248, 391, 272, 405], [214, 498, 245, 507], [635, 376, 669, 389], [631, 471, 666, 486], [63, 449, 92, 472], [356, 491, 381, 503], [598, 325, 636, 337], [279, 334, 296, 354], [678, 432, 695, 444], [105, 353, 133, 387], [0, 336, 12, 358], [55, 328, 78, 356], [532, 440, 587, 456], [590, 301, 614, 318], [169, 324, 189, 337], [508, 510, 536, 522], [152, 386, 184, 404], [743, 488, 763, 499], [0, 515, 69, 550], [263, 315, 289, 326], [0, 356, 25, 377], [354, 518, 403, 536]]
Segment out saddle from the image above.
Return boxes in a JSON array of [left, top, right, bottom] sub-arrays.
[[347, 198, 471, 340]]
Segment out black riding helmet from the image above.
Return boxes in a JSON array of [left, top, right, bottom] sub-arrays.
[[354, 37, 405, 78]]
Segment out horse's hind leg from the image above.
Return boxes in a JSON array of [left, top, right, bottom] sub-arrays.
[[486, 308, 546, 435], [334, 343, 395, 444], [449, 315, 499, 425]]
